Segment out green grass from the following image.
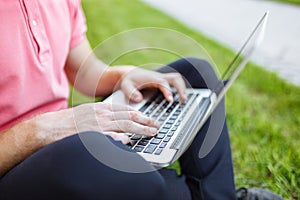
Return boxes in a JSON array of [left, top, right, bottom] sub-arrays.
[[271, 0, 300, 5], [77, 0, 300, 199]]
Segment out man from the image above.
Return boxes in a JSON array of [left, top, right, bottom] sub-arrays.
[[0, 1, 282, 199]]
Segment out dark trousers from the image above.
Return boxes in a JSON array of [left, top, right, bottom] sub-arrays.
[[0, 58, 236, 200]]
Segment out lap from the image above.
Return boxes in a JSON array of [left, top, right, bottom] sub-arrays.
[[0, 132, 192, 200], [0, 132, 167, 200]]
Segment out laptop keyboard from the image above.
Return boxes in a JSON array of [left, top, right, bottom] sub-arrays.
[[127, 90, 202, 155]]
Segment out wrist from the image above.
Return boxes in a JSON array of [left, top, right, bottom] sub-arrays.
[[110, 65, 136, 79], [33, 108, 77, 147], [106, 65, 137, 90]]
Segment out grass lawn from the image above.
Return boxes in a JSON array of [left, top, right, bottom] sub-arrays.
[[78, 0, 300, 199], [272, 0, 300, 5]]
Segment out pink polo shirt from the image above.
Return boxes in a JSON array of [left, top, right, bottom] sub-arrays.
[[0, 0, 87, 131]]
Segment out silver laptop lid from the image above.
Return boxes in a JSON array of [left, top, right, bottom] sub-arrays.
[[213, 11, 269, 104], [197, 11, 268, 159]]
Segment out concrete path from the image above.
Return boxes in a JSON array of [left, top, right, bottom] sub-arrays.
[[142, 0, 300, 86]]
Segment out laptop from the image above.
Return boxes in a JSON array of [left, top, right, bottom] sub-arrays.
[[104, 11, 268, 167]]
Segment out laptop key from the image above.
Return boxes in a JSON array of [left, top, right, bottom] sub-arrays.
[[151, 138, 162, 145], [167, 131, 175, 136], [163, 136, 171, 142], [139, 102, 151, 113], [138, 140, 149, 146], [144, 144, 157, 154], [155, 134, 165, 139], [129, 140, 139, 147], [170, 115, 178, 120], [155, 148, 163, 155], [131, 134, 142, 140], [163, 124, 172, 129], [159, 142, 167, 148], [134, 146, 144, 152], [171, 127, 178, 131], [160, 116, 168, 121], [166, 119, 175, 124], [159, 128, 168, 134], [152, 113, 160, 119]]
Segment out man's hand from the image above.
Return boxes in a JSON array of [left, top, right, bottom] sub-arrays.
[[64, 39, 187, 103], [35, 102, 160, 145], [120, 67, 187, 103]]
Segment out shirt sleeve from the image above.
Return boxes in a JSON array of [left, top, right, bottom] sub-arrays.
[[69, 0, 87, 49]]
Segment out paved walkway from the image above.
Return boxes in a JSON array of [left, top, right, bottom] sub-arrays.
[[142, 0, 300, 86]]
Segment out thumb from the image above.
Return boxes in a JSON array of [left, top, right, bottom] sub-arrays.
[[121, 82, 143, 103]]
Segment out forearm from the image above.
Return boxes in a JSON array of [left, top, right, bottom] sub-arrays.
[[0, 118, 41, 176], [64, 39, 136, 97], [68, 58, 136, 97], [0, 109, 76, 177]]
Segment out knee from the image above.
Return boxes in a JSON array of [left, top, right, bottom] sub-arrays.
[[163, 57, 220, 89], [172, 57, 214, 73], [181, 57, 219, 81], [182, 57, 213, 69]]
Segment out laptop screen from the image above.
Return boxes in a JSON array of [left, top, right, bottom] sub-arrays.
[[213, 11, 268, 101]]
